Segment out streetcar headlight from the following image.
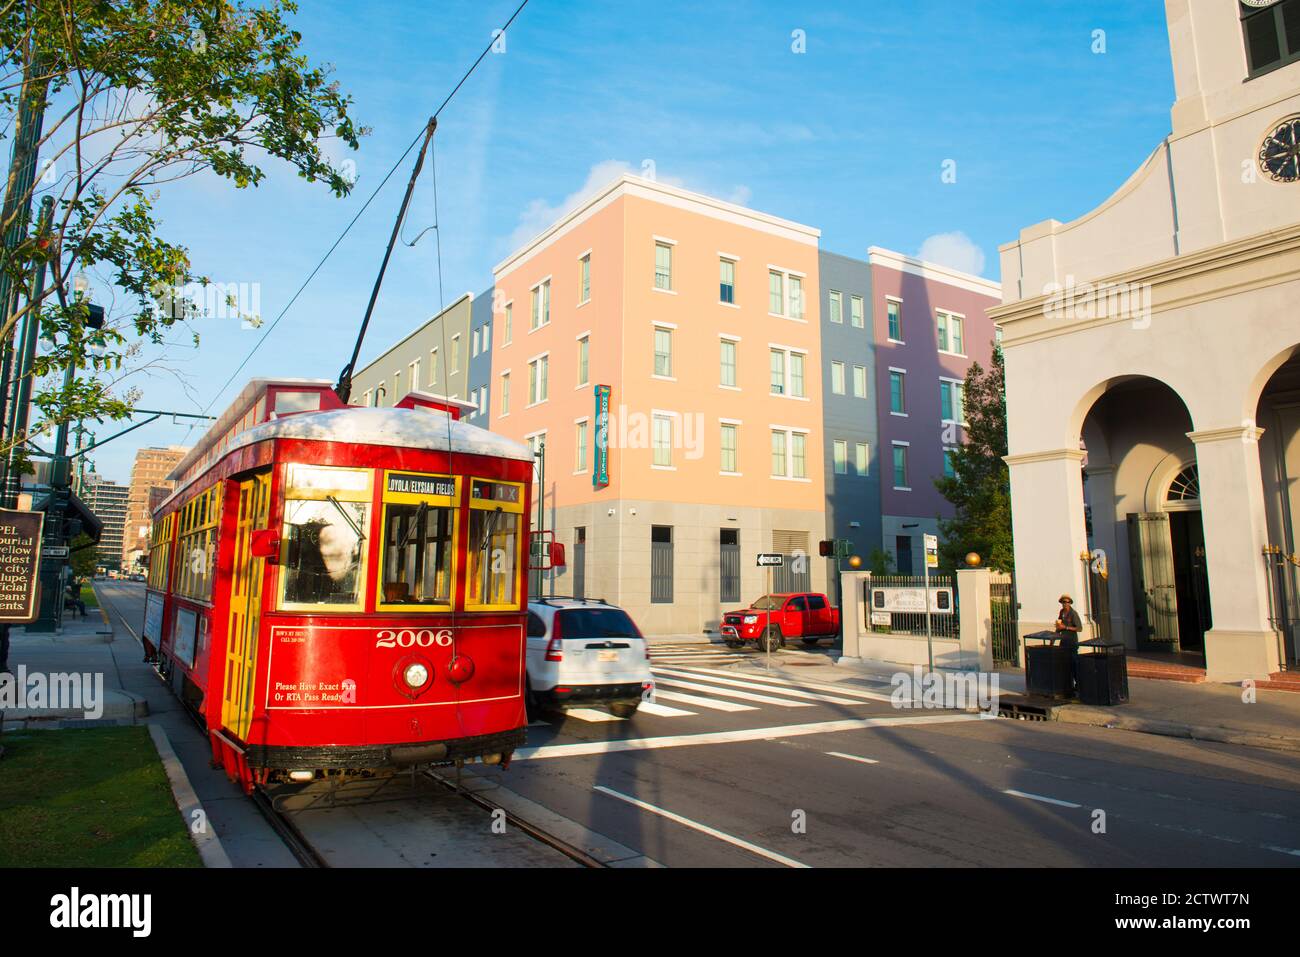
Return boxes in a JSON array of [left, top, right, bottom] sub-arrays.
[[743, 615, 758, 624], [403, 662, 430, 689]]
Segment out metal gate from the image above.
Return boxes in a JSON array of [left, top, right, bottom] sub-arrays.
[[1127, 512, 1180, 650], [772, 529, 810, 593], [1264, 545, 1300, 670], [720, 536, 740, 603], [573, 528, 586, 599], [990, 571, 1019, 666]]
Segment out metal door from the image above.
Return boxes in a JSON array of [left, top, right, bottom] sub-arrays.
[[222, 471, 270, 741], [1127, 512, 1179, 650]]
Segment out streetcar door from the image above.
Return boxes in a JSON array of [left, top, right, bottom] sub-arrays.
[[223, 471, 271, 741]]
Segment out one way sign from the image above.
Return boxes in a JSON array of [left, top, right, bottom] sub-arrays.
[[756, 553, 784, 567]]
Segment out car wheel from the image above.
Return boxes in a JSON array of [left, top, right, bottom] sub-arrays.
[[610, 701, 639, 719], [763, 626, 784, 652]]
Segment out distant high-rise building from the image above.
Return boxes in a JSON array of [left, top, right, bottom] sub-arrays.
[[123, 446, 189, 569], [82, 473, 129, 571]]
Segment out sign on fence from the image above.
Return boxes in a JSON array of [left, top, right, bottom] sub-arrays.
[[871, 586, 954, 615]]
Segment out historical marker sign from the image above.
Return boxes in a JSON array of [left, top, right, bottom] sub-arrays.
[[0, 508, 44, 623]]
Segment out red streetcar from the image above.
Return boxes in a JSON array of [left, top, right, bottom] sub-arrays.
[[142, 379, 533, 793]]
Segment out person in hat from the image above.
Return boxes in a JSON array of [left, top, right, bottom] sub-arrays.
[[1055, 594, 1084, 687]]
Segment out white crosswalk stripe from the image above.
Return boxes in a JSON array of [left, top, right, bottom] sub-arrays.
[[667, 665, 895, 703], [637, 700, 697, 717], [651, 668, 867, 705], [651, 676, 816, 707], [651, 688, 758, 712]]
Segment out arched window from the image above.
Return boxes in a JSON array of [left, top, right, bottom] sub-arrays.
[[1166, 465, 1200, 507]]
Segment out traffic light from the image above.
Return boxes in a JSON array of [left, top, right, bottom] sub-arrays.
[[85, 303, 105, 330], [818, 540, 834, 557]]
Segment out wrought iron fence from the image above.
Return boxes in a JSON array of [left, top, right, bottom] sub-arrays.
[[990, 571, 1019, 666], [861, 574, 959, 639]]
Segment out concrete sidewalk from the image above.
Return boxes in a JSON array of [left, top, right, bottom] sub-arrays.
[[832, 654, 1300, 753], [1, 596, 298, 867]]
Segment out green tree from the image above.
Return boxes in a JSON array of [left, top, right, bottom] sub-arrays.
[[69, 530, 97, 578], [933, 344, 1014, 571], [0, 1, 362, 472]]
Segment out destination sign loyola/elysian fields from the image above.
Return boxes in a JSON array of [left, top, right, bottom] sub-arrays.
[[386, 473, 456, 498]]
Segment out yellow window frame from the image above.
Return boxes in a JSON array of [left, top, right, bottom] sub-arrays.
[[276, 464, 375, 613], [465, 477, 526, 613], [376, 470, 460, 613], [176, 485, 221, 602]]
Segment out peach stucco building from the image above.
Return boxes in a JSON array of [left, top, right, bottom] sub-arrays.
[[492, 175, 826, 634]]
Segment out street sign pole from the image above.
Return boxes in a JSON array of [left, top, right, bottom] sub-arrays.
[[765, 563, 772, 671], [923, 533, 939, 673]]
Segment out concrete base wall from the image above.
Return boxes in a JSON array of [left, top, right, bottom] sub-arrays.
[[536, 497, 826, 636]]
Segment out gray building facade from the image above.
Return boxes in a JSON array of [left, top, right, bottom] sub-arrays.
[[818, 251, 882, 565]]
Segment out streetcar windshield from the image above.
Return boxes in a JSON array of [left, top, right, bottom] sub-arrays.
[[381, 503, 454, 606], [467, 509, 521, 608], [280, 499, 369, 606]]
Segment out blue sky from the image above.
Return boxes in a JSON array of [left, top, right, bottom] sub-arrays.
[[83, 0, 1175, 482]]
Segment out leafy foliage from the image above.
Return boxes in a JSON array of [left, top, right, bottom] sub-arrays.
[[0, 1, 362, 472], [933, 345, 1015, 572]]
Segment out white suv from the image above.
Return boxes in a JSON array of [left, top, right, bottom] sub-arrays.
[[525, 598, 653, 719]]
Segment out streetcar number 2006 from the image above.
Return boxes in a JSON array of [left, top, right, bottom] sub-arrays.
[[375, 629, 454, 649]]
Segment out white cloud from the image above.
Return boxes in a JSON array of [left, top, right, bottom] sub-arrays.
[[506, 161, 751, 252], [917, 231, 986, 276]]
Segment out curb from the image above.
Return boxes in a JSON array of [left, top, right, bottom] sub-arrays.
[[1054, 708, 1300, 754], [147, 723, 232, 868]]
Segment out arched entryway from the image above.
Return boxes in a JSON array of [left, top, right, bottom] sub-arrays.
[[1079, 376, 1209, 662], [1255, 347, 1300, 670]]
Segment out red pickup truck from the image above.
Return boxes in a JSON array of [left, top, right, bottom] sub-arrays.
[[720, 593, 841, 651]]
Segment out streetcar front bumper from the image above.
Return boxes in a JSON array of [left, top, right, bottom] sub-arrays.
[[245, 726, 526, 772]]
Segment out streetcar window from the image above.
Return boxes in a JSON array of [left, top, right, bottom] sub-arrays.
[[381, 503, 454, 606], [278, 465, 374, 612], [467, 509, 521, 608], [280, 499, 369, 607], [465, 476, 525, 611]]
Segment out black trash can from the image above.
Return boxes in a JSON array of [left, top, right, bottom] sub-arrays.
[[1076, 641, 1129, 706], [1024, 632, 1074, 699]]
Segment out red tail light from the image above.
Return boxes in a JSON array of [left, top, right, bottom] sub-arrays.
[[545, 613, 563, 661]]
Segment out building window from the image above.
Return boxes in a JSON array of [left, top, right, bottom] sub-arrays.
[[720, 338, 737, 387], [531, 279, 551, 330], [362, 389, 372, 407], [890, 370, 906, 414], [790, 352, 805, 398], [500, 372, 510, 416], [651, 525, 674, 603], [580, 254, 591, 304], [770, 349, 785, 395], [768, 270, 783, 314], [1241, 0, 1300, 77], [721, 423, 738, 473], [655, 242, 673, 291], [850, 295, 864, 329], [937, 311, 964, 354], [504, 303, 513, 344], [833, 439, 848, 475], [577, 335, 589, 386], [720, 258, 736, 304], [852, 364, 867, 399], [770, 430, 787, 477], [652, 414, 673, 467], [887, 299, 902, 341], [941, 379, 965, 424], [770, 428, 808, 479], [943, 448, 958, 479], [428, 349, 439, 388], [831, 360, 845, 396], [720, 528, 740, 603], [654, 327, 673, 377], [855, 442, 869, 476], [892, 444, 909, 489], [472, 327, 481, 357], [482, 324, 491, 353], [789, 275, 804, 320], [450, 335, 461, 374], [829, 290, 843, 324], [528, 355, 549, 405], [575, 420, 588, 472], [409, 359, 420, 391]]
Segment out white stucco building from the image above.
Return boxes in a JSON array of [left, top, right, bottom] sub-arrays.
[[992, 0, 1300, 681]]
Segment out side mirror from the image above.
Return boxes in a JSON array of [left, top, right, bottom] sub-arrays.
[[549, 542, 566, 569], [250, 529, 280, 562]]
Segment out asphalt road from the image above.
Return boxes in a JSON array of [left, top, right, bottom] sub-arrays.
[[96, 580, 1300, 868]]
